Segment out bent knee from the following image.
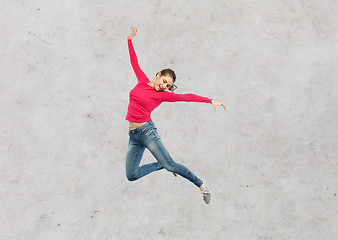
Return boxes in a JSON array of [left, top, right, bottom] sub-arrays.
[[126, 173, 137, 182]]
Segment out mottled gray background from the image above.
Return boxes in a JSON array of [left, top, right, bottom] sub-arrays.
[[0, 0, 337, 239]]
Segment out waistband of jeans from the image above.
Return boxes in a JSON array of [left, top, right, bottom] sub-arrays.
[[129, 120, 154, 131]]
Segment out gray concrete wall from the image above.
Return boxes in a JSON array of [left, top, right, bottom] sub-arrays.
[[1, 0, 337, 239]]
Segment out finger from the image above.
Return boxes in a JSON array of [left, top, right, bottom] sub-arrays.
[[135, 28, 138, 33], [214, 105, 217, 112]]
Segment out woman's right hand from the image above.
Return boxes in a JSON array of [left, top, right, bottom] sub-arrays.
[[128, 27, 138, 40]]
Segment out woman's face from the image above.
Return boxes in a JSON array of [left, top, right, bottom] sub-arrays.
[[155, 73, 174, 92]]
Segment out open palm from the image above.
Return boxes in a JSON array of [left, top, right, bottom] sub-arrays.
[[211, 100, 227, 112], [128, 27, 138, 39]]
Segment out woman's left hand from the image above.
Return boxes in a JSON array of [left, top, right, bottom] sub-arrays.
[[211, 100, 227, 112]]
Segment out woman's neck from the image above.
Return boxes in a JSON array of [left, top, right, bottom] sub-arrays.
[[147, 80, 155, 88]]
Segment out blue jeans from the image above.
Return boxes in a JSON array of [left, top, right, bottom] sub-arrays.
[[126, 120, 203, 188]]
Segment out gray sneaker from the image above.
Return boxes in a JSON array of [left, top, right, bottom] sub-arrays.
[[201, 186, 211, 204]]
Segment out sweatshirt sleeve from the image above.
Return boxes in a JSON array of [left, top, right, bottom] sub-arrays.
[[161, 91, 212, 103], [128, 39, 149, 83]]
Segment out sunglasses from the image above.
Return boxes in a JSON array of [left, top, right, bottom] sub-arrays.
[[168, 84, 178, 92]]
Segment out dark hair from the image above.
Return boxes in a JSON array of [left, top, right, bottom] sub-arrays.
[[156, 68, 177, 92], [159, 69, 176, 82]]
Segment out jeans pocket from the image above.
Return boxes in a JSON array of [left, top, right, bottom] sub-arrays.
[[146, 128, 160, 140], [144, 128, 154, 135]]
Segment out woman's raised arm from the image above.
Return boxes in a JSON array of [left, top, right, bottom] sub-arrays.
[[127, 27, 148, 82]]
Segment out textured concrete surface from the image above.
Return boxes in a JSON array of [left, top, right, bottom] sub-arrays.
[[1, 0, 337, 239]]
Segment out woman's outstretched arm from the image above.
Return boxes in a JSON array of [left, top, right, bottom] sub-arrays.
[[127, 27, 148, 82], [161, 91, 227, 112]]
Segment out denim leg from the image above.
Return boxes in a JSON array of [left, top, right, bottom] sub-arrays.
[[126, 137, 163, 181], [145, 130, 203, 188]]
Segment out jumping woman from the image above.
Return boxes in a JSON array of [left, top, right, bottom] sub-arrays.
[[125, 27, 227, 204]]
